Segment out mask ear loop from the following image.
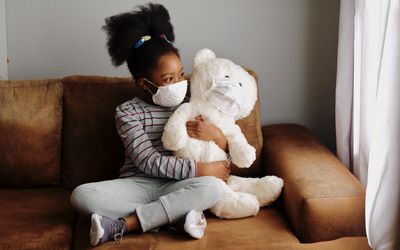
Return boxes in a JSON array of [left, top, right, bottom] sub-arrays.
[[144, 78, 159, 95]]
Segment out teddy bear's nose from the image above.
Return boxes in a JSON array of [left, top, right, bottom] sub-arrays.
[[238, 83, 242, 87]]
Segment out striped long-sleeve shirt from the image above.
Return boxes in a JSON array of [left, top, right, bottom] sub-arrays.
[[116, 97, 197, 180]]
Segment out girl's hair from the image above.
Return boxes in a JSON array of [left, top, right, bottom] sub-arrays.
[[102, 3, 179, 79]]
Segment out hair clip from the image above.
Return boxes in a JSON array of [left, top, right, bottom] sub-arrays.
[[133, 35, 151, 49]]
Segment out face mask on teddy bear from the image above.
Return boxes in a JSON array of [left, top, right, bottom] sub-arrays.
[[144, 78, 188, 107], [204, 76, 245, 117]]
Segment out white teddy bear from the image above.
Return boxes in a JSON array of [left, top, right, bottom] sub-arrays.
[[162, 48, 284, 219]]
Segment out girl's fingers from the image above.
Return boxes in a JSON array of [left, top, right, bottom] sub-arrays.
[[187, 131, 199, 138], [186, 124, 201, 134], [186, 128, 198, 133], [186, 121, 197, 126], [186, 125, 197, 130], [195, 115, 204, 121], [186, 122, 201, 129]]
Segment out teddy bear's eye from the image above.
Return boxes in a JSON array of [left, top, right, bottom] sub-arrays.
[[239, 82, 242, 87], [225, 75, 230, 78]]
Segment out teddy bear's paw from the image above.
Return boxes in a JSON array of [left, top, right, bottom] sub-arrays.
[[209, 192, 259, 219], [253, 176, 284, 207], [226, 175, 258, 192], [231, 145, 256, 168]]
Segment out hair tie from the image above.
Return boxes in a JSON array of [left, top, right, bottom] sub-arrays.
[[133, 35, 151, 48], [159, 34, 173, 45], [133, 34, 173, 49]]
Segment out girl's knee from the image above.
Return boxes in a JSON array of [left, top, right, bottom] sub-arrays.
[[196, 176, 223, 202], [70, 183, 95, 213]]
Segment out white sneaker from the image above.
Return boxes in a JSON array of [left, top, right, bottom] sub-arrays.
[[183, 210, 207, 239]]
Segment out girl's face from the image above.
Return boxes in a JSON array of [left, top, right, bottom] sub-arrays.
[[137, 52, 185, 93], [151, 53, 185, 86]]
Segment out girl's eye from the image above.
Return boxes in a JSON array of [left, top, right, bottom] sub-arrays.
[[180, 72, 185, 77], [164, 77, 173, 82]]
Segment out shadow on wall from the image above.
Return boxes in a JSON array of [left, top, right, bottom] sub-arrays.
[[302, 0, 340, 153]]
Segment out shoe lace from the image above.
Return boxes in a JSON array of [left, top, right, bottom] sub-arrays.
[[110, 220, 126, 244]]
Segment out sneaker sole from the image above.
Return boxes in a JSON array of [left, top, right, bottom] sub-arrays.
[[90, 214, 105, 246]]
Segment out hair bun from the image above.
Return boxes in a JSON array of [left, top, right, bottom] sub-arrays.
[[103, 3, 175, 66], [145, 3, 175, 42]]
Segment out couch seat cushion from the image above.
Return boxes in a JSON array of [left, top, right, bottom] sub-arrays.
[[73, 207, 299, 249], [0, 188, 75, 250]]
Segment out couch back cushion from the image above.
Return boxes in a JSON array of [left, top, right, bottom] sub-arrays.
[[62, 71, 263, 189], [0, 80, 63, 187], [61, 76, 141, 189]]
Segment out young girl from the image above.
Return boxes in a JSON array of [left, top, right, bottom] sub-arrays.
[[70, 3, 230, 246]]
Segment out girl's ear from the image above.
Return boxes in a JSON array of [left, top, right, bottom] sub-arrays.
[[137, 78, 148, 91]]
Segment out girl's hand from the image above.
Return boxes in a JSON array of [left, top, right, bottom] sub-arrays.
[[186, 115, 228, 151], [197, 161, 230, 181]]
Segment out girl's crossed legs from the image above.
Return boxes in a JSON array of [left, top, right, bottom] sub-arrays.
[[70, 176, 222, 245]]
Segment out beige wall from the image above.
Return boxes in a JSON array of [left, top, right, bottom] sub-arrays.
[[4, 0, 340, 151], [0, 0, 7, 80]]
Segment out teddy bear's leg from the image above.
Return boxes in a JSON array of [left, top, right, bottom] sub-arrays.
[[227, 175, 284, 207], [209, 189, 260, 219]]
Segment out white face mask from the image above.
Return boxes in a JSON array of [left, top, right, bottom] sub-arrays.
[[204, 76, 244, 117], [145, 78, 188, 107]]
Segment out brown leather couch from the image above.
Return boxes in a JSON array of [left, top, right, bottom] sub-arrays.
[[0, 72, 371, 250]]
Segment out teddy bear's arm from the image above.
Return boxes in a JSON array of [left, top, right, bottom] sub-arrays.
[[161, 103, 193, 151], [225, 124, 256, 168]]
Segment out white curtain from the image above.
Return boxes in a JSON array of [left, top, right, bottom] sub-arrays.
[[336, 0, 400, 249]]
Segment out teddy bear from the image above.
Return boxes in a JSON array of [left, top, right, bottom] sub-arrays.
[[162, 48, 284, 219]]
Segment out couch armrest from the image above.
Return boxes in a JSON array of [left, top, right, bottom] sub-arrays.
[[262, 124, 366, 243]]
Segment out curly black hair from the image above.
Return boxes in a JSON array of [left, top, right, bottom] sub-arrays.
[[102, 3, 179, 79]]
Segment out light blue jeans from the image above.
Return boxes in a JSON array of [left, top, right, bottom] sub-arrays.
[[70, 176, 222, 232]]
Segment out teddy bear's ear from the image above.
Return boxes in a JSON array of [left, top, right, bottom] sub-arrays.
[[193, 48, 216, 67]]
